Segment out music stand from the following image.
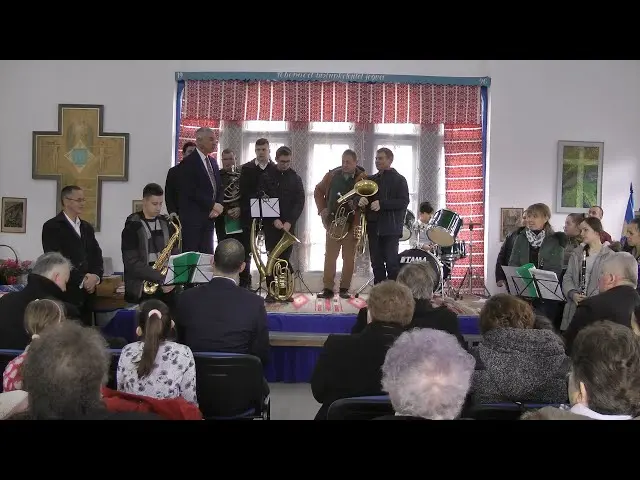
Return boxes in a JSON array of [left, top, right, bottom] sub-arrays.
[[163, 252, 214, 288], [250, 196, 280, 297], [530, 272, 565, 302]]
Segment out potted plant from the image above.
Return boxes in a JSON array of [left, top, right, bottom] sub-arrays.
[[0, 259, 33, 285]]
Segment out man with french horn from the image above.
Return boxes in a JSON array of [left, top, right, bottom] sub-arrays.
[[215, 148, 250, 288], [314, 149, 368, 299]]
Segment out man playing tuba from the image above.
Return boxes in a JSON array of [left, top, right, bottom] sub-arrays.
[[121, 183, 182, 315], [314, 149, 368, 299], [215, 148, 250, 288]]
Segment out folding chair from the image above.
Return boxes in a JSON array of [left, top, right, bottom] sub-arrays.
[[464, 402, 563, 420], [326, 395, 394, 420]]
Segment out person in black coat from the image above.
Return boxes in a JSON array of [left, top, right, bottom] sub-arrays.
[[564, 251, 640, 354], [165, 141, 196, 215], [41, 185, 104, 326], [176, 128, 224, 255], [311, 280, 415, 420], [359, 147, 410, 284], [495, 212, 526, 290], [0, 252, 78, 350]]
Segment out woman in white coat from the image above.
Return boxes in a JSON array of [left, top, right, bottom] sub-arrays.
[[561, 217, 614, 332]]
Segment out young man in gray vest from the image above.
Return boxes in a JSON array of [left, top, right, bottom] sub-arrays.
[[121, 183, 181, 312], [314, 149, 367, 299]]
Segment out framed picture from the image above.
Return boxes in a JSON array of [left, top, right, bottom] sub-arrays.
[[556, 140, 604, 213], [132, 200, 143, 214], [1, 197, 27, 234], [500, 207, 524, 242]]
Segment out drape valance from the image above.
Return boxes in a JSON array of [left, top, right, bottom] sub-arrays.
[[181, 80, 481, 125]]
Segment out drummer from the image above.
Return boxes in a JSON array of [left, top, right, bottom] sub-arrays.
[[414, 201, 436, 251]]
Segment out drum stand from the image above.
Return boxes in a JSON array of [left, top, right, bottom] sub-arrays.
[[354, 274, 374, 298], [453, 222, 490, 298]]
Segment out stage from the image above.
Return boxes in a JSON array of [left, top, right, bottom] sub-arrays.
[[102, 292, 485, 383]]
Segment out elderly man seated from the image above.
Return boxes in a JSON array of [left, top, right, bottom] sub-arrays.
[[564, 251, 640, 354], [0, 252, 78, 350], [311, 280, 414, 420], [522, 321, 640, 420], [376, 328, 476, 420]]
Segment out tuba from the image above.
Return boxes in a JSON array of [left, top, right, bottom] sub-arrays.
[[143, 214, 182, 295], [250, 219, 301, 301], [223, 164, 241, 204], [329, 179, 378, 241]]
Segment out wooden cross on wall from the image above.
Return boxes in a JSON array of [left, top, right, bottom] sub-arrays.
[[32, 104, 130, 232]]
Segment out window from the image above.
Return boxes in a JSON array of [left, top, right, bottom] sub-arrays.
[[244, 121, 288, 132], [244, 139, 287, 164], [374, 123, 420, 135], [310, 122, 354, 133], [308, 142, 352, 271]]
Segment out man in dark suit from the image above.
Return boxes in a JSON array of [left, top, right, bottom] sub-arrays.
[[165, 141, 196, 215], [0, 252, 79, 350], [564, 251, 640, 354], [42, 185, 104, 326], [359, 147, 410, 284], [177, 128, 224, 254], [174, 238, 270, 366], [311, 280, 414, 420]]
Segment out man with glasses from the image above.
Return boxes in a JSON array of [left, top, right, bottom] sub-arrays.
[[42, 185, 104, 326]]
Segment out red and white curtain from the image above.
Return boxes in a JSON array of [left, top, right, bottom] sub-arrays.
[[178, 79, 485, 290]]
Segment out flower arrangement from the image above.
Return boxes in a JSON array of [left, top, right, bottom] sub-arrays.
[[0, 259, 32, 285]]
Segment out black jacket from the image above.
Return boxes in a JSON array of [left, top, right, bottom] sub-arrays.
[[238, 160, 278, 227], [0, 274, 81, 350], [495, 227, 524, 283], [121, 212, 180, 303], [364, 168, 410, 236], [41, 211, 104, 308], [164, 163, 182, 215], [259, 166, 306, 228]]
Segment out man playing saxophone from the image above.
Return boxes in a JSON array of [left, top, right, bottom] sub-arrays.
[[259, 146, 305, 303], [314, 149, 367, 299], [121, 183, 181, 313], [215, 148, 250, 288]]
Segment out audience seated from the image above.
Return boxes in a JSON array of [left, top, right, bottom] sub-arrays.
[[352, 263, 465, 348], [470, 293, 569, 405], [563, 251, 640, 354], [376, 328, 475, 420], [117, 299, 198, 405], [0, 252, 78, 350], [311, 280, 414, 420], [522, 321, 640, 420], [175, 239, 270, 366], [3, 298, 65, 392], [6, 321, 161, 420]]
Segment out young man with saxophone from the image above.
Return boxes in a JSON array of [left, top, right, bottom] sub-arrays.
[[314, 149, 367, 299], [258, 146, 305, 303], [121, 183, 182, 313]]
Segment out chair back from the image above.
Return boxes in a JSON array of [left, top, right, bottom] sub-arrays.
[[193, 352, 268, 419], [107, 349, 122, 391], [0, 349, 23, 393], [326, 395, 393, 420], [465, 402, 563, 420]]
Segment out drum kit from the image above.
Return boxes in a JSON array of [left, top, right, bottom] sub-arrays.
[[355, 207, 481, 299]]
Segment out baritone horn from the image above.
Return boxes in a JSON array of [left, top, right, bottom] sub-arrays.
[[329, 179, 378, 241]]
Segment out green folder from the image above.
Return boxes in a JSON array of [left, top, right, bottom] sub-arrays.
[[168, 252, 201, 284], [515, 262, 538, 298], [225, 216, 242, 235]]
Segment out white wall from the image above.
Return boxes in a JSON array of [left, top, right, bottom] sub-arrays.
[[1, 60, 639, 292]]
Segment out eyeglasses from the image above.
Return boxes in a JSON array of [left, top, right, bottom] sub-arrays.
[[65, 197, 86, 203]]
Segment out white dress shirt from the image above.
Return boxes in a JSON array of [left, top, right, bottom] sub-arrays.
[[64, 212, 81, 237]]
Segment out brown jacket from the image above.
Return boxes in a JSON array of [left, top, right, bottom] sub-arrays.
[[314, 166, 367, 215]]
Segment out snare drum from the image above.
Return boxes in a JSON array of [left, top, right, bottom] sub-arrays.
[[401, 210, 416, 241], [427, 209, 463, 247], [398, 248, 443, 293], [436, 240, 467, 262]]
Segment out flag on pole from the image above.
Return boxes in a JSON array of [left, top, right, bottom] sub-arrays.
[[621, 183, 635, 242]]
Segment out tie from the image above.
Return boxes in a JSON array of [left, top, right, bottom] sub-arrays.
[[204, 155, 217, 200]]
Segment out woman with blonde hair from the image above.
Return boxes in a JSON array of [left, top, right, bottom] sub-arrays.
[[2, 298, 66, 392]]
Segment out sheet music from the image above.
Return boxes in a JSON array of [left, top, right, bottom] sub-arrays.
[[164, 252, 214, 285], [501, 265, 538, 298], [530, 268, 565, 301], [250, 197, 280, 218]]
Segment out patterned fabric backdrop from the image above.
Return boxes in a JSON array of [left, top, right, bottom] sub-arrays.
[[176, 79, 486, 293]]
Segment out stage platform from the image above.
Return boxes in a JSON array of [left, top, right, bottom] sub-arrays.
[[102, 292, 484, 383]]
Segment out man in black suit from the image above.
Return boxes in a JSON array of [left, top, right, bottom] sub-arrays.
[[165, 141, 196, 215], [174, 238, 270, 366], [564, 251, 640, 354], [177, 128, 224, 254], [0, 252, 79, 350], [311, 280, 414, 420], [360, 147, 410, 284], [42, 185, 104, 326], [238, 138, 277, 289]]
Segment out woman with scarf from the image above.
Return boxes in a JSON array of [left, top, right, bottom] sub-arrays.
[[508, 203, 566, 320]]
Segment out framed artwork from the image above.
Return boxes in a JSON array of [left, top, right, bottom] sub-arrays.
[[556, 140, 604, 213], [32, 104, 130, 232], [500, 207, 524, 242], [132, 200, 143, 214], [1, 197, 27, 233]]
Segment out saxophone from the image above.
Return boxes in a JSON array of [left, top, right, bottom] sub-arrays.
[[142, 214, 182, 295]]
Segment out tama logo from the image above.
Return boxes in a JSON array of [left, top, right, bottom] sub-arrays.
[[399, 257, 429, 264]]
